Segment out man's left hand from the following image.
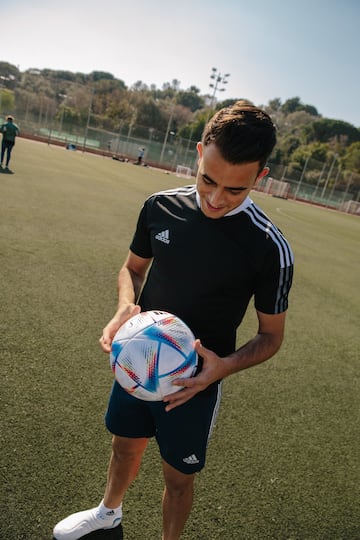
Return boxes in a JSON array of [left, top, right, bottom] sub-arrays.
[[163, 340, 225, 412]]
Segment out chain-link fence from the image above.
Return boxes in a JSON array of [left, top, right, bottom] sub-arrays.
[[1, 110, 199, 172], [259, 157, 360, 212], [2, 111, 359, 213]]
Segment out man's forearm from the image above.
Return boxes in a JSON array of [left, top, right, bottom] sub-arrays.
[[222, 331, 283, 377], [117, 265, 143, 307]]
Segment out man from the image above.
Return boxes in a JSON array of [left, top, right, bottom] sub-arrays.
[[136, 146, 145, 165], [54, 101, 294, 540], [0, 115, 20, 170]]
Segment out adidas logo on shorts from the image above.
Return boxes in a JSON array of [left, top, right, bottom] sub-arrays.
[[183, 454, 199, 465]]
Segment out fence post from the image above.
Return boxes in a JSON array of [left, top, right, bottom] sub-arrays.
[[294, 156, 310, 199], [313, 160, 327, 200], [82, 87, 94, 153], [340, 172, 354, 206], [321, 154, 337, 199], [326, 164, 342, 208]]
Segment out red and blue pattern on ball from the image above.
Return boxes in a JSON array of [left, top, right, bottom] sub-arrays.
[[112, 322, 196, 394]]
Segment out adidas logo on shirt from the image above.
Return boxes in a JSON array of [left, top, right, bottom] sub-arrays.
[[155, 229, 170, 244], [183, 454, 199, 465]]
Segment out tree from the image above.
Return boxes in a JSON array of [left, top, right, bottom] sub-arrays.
[[161, 80, 180, 100], [42, 69, 77, 82], [303, 119, 360, 145], [131, 80, 149, 92], [281, 97, 319, 117], [217, 98, 248, 109], [55, 105, 81, 130], [277, 134, 301, 163], [268, 98, 282, 112], [0, 62, 20, 89], [342, 142, 360, 173], [0, 88, 15, 113], [177, 89, 205, 112], [290, 142, 329, 168], [178, 110, 208, 142], [281, 97, 302, 115], [303, 104, 319, 116], [90, 71, 115, 82], [136, 98, 164, 130], [282, 111, 316, 139]]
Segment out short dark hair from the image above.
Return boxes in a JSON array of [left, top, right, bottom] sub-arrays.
[[202, 100, 276, 170]]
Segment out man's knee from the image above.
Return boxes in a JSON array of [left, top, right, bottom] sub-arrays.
[[111, 435, 148, 463], [162, 461, 195, 497]]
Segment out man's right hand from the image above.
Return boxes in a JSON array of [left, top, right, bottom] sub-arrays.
[[99, 303, 141, 353]]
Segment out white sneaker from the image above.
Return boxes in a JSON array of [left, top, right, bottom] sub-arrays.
[[53, 505, 122, 540]]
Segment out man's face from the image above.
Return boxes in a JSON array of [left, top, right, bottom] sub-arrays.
[[196, 142, 268, 219]]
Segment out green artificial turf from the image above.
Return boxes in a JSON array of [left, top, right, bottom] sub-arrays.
[[0, 139, 359, 539]]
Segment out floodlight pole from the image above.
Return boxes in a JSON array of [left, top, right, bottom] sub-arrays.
[[184, 126, 194, 165], [209, 68, 230, 109], [159, 100, 175, 165], [159, 82, 180, 165]]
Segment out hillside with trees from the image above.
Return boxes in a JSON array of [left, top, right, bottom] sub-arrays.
[[1, 60, 359, 199]]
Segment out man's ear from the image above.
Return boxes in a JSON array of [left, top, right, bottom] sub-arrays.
[[196, 141, 203, 159], [255, 167, 269, 186]]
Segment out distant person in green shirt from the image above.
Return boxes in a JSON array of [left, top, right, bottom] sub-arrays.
[[1, 115, 20, 170]]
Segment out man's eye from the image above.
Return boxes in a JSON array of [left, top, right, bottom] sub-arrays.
[[202, 175, 213, 185]]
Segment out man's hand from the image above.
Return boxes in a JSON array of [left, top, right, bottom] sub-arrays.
[[99, 304, 141, 353], [163, 340, 227, 412], [163, 310, 287, 412]]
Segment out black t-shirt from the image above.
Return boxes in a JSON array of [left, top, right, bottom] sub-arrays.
[[130, 185, 293, 357]]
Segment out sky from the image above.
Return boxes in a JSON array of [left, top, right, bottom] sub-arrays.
[[2, 0, 360, 127]]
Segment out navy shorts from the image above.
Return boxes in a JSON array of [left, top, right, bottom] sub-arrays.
[[105, 381, 222, 474]]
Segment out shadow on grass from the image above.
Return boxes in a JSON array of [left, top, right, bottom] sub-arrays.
[[53, 523, 123, 539]]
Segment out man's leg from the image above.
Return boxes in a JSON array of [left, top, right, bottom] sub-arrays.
[[0, 141, 5, 165], [53, 435, 148, 540], [5, 142, 14, 167], [161, 460, 195, 540], [104, 435, 148, 507]]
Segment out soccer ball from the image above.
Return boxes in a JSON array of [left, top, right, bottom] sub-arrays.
[[110, 310, 198, 401]]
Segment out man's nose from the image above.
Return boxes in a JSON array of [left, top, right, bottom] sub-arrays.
[[209, 187, 224, 207]]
